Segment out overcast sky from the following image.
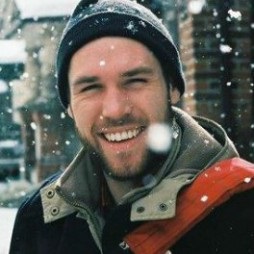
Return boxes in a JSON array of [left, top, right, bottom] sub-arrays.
[[15, 0, 80, 19]]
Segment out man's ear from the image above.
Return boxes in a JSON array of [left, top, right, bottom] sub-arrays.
[[67, 106, 73, 119], [170, 87, 181, 105]]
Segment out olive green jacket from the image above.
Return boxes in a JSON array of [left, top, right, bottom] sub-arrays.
[[40, 107, 238, 252]]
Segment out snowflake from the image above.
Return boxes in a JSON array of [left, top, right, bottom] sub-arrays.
[[228, 9, 242, 20], [126, 21, 138, 34], [220, 44, 232, 53], [200, 195, 209, 202], [244, 177, 251, 183]]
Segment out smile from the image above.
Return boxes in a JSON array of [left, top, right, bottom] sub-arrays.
[[103, 128, 142, 142]]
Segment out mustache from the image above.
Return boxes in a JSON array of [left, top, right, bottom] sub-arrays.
[[94, 115, 148, 130]]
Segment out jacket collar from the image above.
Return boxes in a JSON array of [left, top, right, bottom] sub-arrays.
[[40, 107, 239, 223]]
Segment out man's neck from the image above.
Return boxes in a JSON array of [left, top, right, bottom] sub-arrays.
[[104, 174, 142, 204]]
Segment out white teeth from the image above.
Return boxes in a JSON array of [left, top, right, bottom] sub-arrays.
[[104, 129, 140, 142], [115, 133, 121, 141]]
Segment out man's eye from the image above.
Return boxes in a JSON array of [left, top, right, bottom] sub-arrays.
[[126, 78, 147, 86], [80, 84, 101, 93]]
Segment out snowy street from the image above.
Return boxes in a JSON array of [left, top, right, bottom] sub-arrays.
[[0, 208, 17, 254]]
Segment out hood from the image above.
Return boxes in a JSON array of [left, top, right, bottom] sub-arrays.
[[171, 107, 238, 171], [40, 107, 239, 223]]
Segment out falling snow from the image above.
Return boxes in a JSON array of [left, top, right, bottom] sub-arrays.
[[0, 80, 8, 94], [65, 140, 71, 145], [1, 0, 254, 251], [188, 0, 205, 15], [204, 139, 210, 145], [214, 166, 221, 172], [99, 60, 106, 66], [200, 195, 209, 202], [126, 21, 138, 34], [244, 177, 252, 183], [30, 122, 37, 130], [60, 112, 66, 119], [147, 123, 172, 153], [220, 44, 232, 54], [228, 9, 242, 21]]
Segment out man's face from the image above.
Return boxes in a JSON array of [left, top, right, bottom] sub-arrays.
[[68, 37, 178, 180]]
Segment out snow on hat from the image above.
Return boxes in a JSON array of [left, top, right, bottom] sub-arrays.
[[56, 0, 185, 108]]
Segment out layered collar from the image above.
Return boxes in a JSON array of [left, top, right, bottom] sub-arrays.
[[41, 107, 239, 224]]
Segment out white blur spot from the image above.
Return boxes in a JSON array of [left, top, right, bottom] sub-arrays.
[[65, 140, 71, 145], [126, 21, 138, 33], [244, 177, 251, 183], [21, 72, 29, 79], [30, 122, 37, 130], [61, 112, 66, 119], [43, 114, 51, 120], [0, 80, 8, 94], [188, 0, 205, 15], [7, 108, 12, 114], [147, 123, 172, 153], [139, 20, 146, 27], [228, 9, 242, 20], [204, 139, 210, 145], [214, 166, 221, 171], [200, 195, 208, 202], [99, 60, 106, 66], [220, 44, 232, 53]]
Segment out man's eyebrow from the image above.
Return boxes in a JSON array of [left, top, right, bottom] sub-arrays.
[[121, 67, 154, 77], [71, 76, 100, 86]]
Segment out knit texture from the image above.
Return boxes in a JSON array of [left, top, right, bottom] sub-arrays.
[[56, 0, 185, 108]]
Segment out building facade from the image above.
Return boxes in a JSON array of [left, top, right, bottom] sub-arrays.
[[0, 0, 253, 183], [179, 0, 254, 161], [0, 0, 80, 182]]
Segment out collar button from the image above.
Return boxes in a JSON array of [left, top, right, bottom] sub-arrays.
[[50, 206, 60, 216], [46, 189, 55, 199], [136, 206, 145, 213], [159, 203, 168, 212]]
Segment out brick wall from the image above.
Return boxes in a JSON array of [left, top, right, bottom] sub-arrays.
[[179, 0, 254, 161]]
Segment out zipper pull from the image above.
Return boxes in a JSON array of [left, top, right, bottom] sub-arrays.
[[119, 241, 130, 250]]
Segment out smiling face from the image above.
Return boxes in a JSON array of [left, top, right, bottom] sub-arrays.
[[67, 37, 179, 180]]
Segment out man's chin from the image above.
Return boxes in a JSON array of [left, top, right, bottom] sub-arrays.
[[90, 150, 146, 181], [102, 164, 146, 181], [78, 132, 167, 182]]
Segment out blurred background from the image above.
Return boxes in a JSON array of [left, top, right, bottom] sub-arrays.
[[0, 0, 254, 251]]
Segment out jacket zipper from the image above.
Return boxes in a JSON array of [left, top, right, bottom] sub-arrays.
[[55, 186, 103, 253]]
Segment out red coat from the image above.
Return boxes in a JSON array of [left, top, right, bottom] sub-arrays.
[[10, 158, 254, 254]]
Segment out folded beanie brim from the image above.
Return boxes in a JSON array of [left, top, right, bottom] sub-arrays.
[[56, 1, 185, 108]]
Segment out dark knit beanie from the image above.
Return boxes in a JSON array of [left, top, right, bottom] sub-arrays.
[[56, 0, 185, 108]]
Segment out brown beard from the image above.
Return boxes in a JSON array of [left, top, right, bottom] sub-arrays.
[[77, 128, 169, 181], [73, 102, 174, 181]]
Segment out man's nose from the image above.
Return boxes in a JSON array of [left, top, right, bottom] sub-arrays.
[[102, 88, 132, 120]]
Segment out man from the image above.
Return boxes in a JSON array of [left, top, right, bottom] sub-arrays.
[[10, 0, 254, 253]]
